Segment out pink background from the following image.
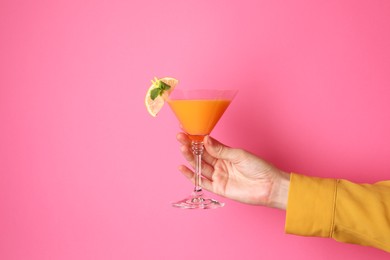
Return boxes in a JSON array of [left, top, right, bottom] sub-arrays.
[[1, 0, 389, 259]]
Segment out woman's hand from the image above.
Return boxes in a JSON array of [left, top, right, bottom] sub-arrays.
[[176, 133, 290, 209]]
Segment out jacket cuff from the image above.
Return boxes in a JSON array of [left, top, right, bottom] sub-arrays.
[[285, 173, 337, 237]]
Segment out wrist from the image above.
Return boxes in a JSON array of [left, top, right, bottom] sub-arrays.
[[268, 171, 290, 210]]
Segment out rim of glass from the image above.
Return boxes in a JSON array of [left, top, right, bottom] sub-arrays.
[[168, 88, 238, 100]]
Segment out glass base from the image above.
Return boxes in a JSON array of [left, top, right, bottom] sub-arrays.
[[172, 191, 224, 209]]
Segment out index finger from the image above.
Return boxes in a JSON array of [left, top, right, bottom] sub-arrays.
[[176, 132, 191, 146]]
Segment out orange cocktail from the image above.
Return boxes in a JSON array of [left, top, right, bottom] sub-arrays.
[[166, 88, 237, 209], [167, 99, 231, 141]]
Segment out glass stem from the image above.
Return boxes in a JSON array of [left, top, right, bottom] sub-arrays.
[[192, 141, 204, 195]]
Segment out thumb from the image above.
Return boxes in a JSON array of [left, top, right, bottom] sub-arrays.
[[204, 135, 238, 161]]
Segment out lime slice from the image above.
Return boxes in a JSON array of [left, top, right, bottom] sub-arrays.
[[145, 77, 178, 117]]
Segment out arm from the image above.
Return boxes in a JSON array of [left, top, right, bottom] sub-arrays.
[[177, 133, 390, 252], [286, 173, 390, 253]]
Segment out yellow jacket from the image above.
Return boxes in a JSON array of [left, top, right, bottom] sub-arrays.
[[285, 173, 390, 253]]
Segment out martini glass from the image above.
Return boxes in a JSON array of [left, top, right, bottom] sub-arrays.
[[167, 89, 237, 209]]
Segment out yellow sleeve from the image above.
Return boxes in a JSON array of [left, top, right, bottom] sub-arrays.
[[285, 173, 390, 253]]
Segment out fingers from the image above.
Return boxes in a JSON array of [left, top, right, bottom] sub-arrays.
[[204, 135, 238, 161], [176, 132, 191, 146], [176, 133, 224, 194], [176, 133, 218, 166], [178, 165, 213, 192], [178, 165, 193, 180], [176, 132, 215, 180], [179, 144, 215, 180], [179, 143, 194, 164]]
